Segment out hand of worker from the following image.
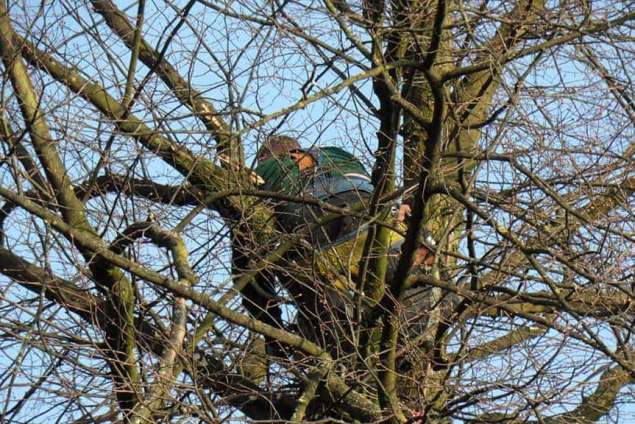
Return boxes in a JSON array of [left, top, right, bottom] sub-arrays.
[[414, 245, 435, 267], [397, 203, 411, 222], [397, 203, 435, 266]]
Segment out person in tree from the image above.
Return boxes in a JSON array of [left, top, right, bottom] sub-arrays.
[[240, 135, 434, 355], [255, 135, 375, 246]]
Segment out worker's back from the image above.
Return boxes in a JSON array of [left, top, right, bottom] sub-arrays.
[[255, 146, 373, 245]]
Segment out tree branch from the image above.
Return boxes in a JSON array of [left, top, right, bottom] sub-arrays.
[[0, 248, 101, 322], [90, 0, 236, 159], [0, 183, 381, 422], [76, 174, 202, 206], [0, 6, 142, 413]]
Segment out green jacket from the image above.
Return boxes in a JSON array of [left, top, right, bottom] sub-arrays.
[[254, 146, 372, 199]]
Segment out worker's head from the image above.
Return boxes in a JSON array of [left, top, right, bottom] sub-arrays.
[[257, 135, 302, 162]]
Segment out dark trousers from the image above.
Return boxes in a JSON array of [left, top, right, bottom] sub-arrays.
[[241, 190, 371, 355]]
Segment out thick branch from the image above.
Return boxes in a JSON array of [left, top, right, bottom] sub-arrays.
[[0, 112, 47, 191], [0, 4, 88, 230], [77, 174, 202, 206], [90, 0, 235, 157], [0, 248, 100, 322], [544, 365, 634, 423], [457, 325, 547, 363]]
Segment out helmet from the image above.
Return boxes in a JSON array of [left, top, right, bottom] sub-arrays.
[[257, 135, 302, 162]]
